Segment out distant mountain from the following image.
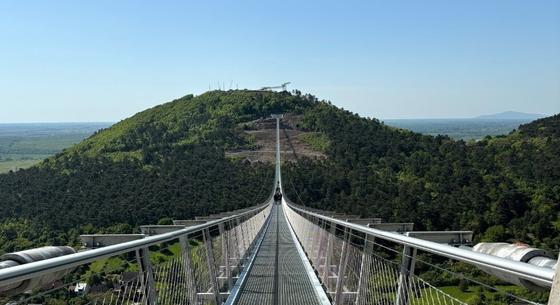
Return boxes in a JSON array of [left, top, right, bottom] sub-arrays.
[[474, 111, 545, 120]]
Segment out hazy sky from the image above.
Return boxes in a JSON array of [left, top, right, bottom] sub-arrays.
[[0, 0, 559, 122]]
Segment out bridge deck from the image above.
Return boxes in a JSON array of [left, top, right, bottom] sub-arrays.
[[235, 204, 323, 305]]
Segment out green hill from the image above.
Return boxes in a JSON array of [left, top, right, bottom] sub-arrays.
[[0, 90, 558, 255], [283, 102, 560, 252], [0, 90, 316, 252], [58, 90, 314, 160]]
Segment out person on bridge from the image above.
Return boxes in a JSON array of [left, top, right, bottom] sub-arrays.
[[273, 186, 282, 203]]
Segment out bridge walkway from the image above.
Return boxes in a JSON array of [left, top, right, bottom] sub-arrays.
[[235, 204, 323, 305]]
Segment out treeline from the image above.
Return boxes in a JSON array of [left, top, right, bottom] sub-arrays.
[[0, 90, 558, 258], [283, 102, 560, 252], [0, 145, 273, 253], [0, 90, 319, 253]]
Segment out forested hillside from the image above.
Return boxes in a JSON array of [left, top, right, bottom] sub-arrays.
[[0, 90, 558, 255], [0, 90, 316, 253], [283, 102, 560, 252]]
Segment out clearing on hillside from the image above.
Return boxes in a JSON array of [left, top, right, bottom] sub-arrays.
[[226, 114, 326, 163]]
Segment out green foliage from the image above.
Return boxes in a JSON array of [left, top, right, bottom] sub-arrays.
[[0, 145, 274, 234], [0, 90, 318, 251], [62, 90, 316, 160], [157, 217, 174, 225], [298, 132, 330, 152], [480, 225, 508, 242], [517, 114, 560, 138], [284, 100, 560, 252], [0, 219, 38, 254], [0, 159, 42, 173]]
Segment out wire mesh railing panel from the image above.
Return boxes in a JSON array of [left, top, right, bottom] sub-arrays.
[[362, 255, 400, 305], [340, 243, 362, 304], [190, 235, 213, 298], [314, 222, 330, 281], [284, 203, 473, 305], [80, 240, 204, 305], [209, 229, 226, 294], [91, 268, 153, 305], [226, 223, 242, 277], [407, 275, 467, 305], [234, 219, 248, 262], [153, 255, 191, 305], [0, 204, 272, 305], [285, 202, 557, 305]]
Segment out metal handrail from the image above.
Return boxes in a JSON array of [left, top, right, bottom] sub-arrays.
[[0, 202, 270, 288], [285, 201, 555, 288]]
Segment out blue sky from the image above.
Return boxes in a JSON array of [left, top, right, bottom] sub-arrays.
[[0, 0, 559, 122]]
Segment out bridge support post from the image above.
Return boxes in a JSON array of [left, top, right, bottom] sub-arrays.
[[307, 217, 321, 265], [136, 247, 157, 305], [306, 216, 316, 249], [203, 228, 222, 305], [315, 219, 328, 268], [395, 245, 417, 305], [235, 218, 246, 267], [356, 235, 374, 305], [334, 228, 351, 305], [310, 217, 322, 255], [248, 216, 257, 246], [322, 223, 336, 290], [219, 223, 233, 290], [240, 217, 249, 259], [548, 253, 560, 305], [179, 235, 198, 305]]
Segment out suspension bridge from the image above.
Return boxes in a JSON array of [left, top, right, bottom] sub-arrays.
[[0, 115, 558, 305]]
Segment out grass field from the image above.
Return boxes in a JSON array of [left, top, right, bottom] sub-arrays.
[[439, 284, 547, 304], [0, 123, 111, 173], [0, 159, 43, 173]]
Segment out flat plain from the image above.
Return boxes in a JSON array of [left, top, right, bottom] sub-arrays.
[[0, 123, 112, 173], [384, 118, 533, 140]]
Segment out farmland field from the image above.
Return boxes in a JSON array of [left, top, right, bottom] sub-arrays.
[[384, 118, 534, 140], [0, 123, 112, 173]]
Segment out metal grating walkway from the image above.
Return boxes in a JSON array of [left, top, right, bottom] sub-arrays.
[[235, 204, 323, 305]]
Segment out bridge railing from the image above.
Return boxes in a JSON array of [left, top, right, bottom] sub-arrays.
[[283, 200, 555, 305], [0, 202, 272, 305]]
